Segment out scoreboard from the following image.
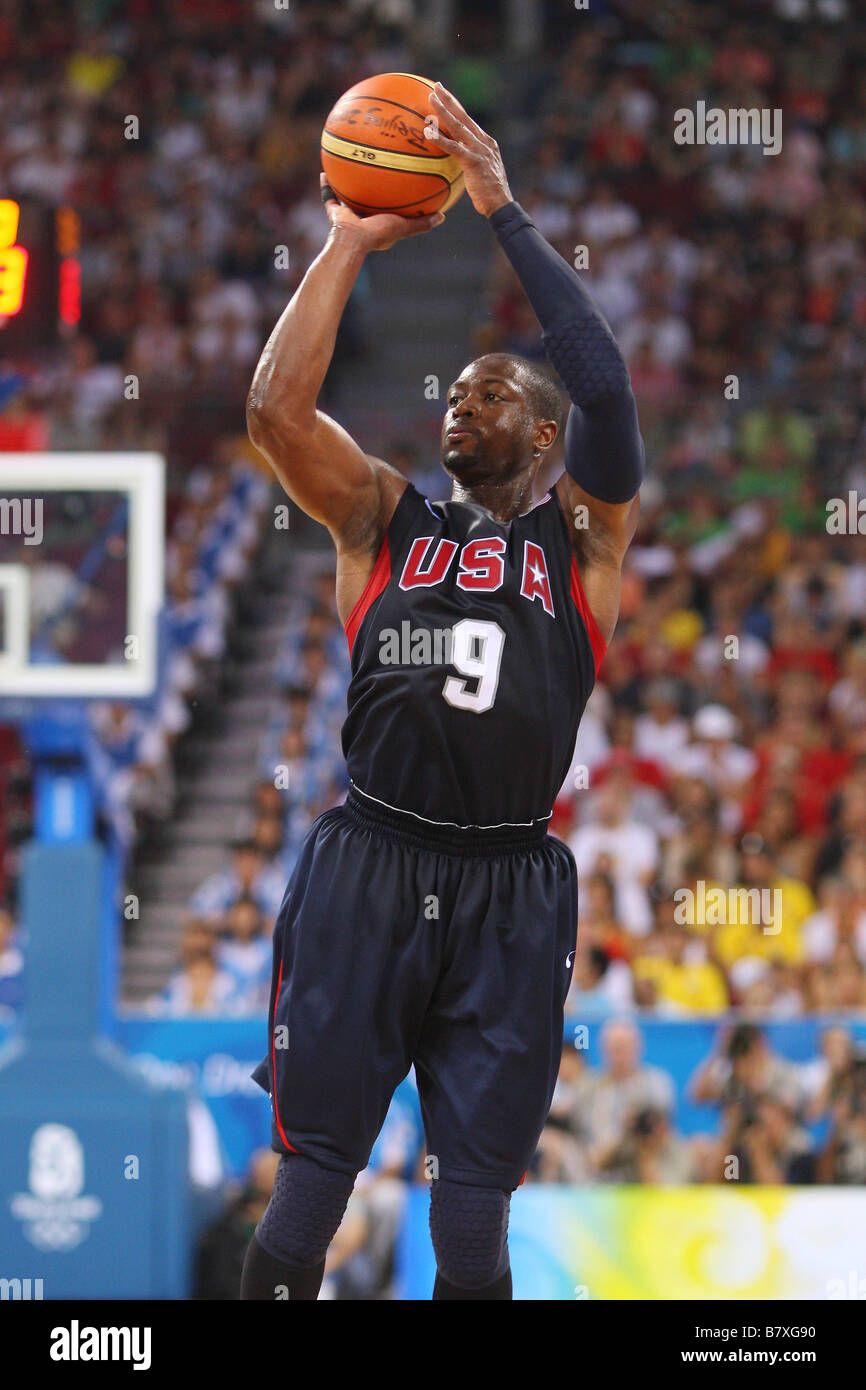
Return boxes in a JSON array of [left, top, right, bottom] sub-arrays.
[[0, 199, 81, 356]]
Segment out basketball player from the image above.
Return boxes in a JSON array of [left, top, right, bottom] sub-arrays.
[[240, 84, 644, 1301]]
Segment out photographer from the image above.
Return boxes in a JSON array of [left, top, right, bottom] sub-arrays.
[[690, 1021, 802, 1112], [817, 1057, 866, 1184], [597, 1106, 697, 1185], [802, 1025, 857, 1120], [722, 1094, 816, 1185], [195, 1150, 280, 1300]]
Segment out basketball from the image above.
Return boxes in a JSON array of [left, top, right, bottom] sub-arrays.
[[321, 73, 465, 218]]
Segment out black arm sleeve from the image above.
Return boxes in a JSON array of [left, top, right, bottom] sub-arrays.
[[489, 200, 645, 504]]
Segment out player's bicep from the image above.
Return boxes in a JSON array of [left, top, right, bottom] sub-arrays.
[[247, 402, 382, 537]]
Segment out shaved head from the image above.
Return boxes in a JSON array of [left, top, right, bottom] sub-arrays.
[[440, 352, 563, 515], [505, 355, 565, 432]]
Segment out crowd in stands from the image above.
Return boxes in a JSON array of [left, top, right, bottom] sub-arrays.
[[90, 456, 271, 853], [1, 0, 404, 1014], [539, 1019, 866, 1188], [1, 0, 414, 462], [193, 1014, 866, 1296], [150, 566, 351, 1016], [3, 0, 375, 1016], [482, 1, 866, 1020], [145, 0, 866, 1023]]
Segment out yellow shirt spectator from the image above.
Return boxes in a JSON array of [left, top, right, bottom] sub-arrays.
[[712, 878, 814, 967], [633, 955, 729, 1014], [67, 51, 122, 99]]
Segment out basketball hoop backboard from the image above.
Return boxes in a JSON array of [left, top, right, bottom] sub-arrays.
[[0, 452, 164, 698]]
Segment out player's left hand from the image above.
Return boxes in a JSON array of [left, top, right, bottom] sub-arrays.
[[320, 173, 444, 252], [427, 83, 513, 218]]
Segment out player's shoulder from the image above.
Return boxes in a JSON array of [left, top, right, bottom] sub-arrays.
[[355, 460, 423, 545], [366, 455, 413, 510]]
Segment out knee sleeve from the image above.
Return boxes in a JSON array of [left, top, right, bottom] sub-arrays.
[[428, 1179, 511, 1290], [255, 1153, 356, 1268]]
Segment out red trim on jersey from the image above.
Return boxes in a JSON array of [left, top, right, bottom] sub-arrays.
[[569, 554, 607, 675], [344, 536, 392, 656], [271, 960, 296, 1153]]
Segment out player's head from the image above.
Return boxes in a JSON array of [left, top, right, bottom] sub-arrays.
[[440, 353, 563, 488]]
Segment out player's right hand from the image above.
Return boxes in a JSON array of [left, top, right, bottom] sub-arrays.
[[321, 173, 444, 252]]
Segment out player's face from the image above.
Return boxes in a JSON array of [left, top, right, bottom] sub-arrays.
[[440, 359, 537, 484]]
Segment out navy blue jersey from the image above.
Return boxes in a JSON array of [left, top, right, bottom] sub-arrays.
[[341, 481, 605, 828]]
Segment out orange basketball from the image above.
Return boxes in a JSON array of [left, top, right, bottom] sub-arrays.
[[321, 73, 465, 218]]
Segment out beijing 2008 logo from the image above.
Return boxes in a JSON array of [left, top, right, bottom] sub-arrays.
[[10, 1124, 102, 1251]]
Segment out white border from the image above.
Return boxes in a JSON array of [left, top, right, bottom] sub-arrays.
[[0, 564, 29, 669], [0, 452, 165, 696]]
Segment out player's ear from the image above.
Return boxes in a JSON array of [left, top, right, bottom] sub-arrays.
[[534, 420, 558, 453]]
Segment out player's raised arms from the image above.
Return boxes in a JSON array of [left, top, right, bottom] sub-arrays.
[[246, 178, 443, 589], [428, 83, 644, 646]]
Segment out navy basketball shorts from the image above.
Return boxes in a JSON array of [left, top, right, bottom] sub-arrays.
[[252, 787, 577, 1191]]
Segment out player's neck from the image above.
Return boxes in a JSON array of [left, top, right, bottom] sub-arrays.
[[450, 476, 535, 523]]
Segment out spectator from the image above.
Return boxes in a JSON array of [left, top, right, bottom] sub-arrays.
[[191, 841, 285, 921], [690, 1023, 803, 1113], [802, 1026, 858, 1119], [569, 768, 659, 935], [632, 909, 729, 1016], [712, 836, 815, 973], [535, 1044, 595, 1182], [675, 705, 757, 829], [597, 1106, 698, 1184], [633, 679, 690, 771], [0, 907, 24, 1017], [194, 1149, 279, 1299], [574, 1018, 675, 1162], [216, 897, 271, 1010], [568, 944, 634, 1015], [155, 922, 242, 1016], [819, 1099, 866, 1184], [722, 1095, 816, 1184]]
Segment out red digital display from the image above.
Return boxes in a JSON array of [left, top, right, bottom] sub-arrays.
[[0, 199, 80, 355], [0, 199, 29, 316]]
